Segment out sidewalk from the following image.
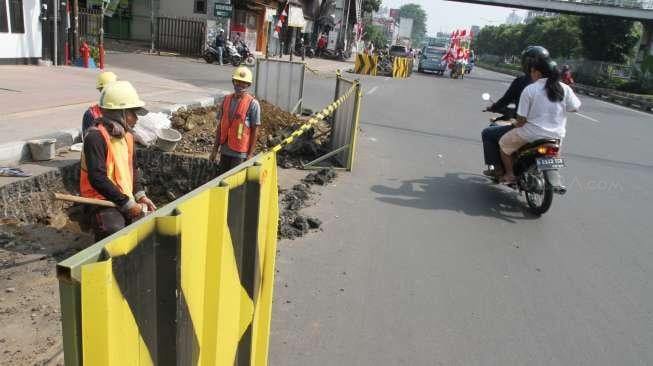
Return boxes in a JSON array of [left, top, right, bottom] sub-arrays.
[[0, 65, 226, 142]]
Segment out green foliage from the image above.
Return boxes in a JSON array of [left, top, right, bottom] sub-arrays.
[[399, 3, 427, 46], [362, 0, 382, 14], [578, 16, 639, 63], [363, 24, 386, 49], [90, 46, 101, 64], [642, 55, 653, 75], [616, 68, 653, 94], [474, 16, 581, 58]]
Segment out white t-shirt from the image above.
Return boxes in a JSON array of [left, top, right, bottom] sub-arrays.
[[516, 78, 581, 140]]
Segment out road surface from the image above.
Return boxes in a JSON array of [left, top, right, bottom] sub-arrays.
[[110, 53, 653, 365]]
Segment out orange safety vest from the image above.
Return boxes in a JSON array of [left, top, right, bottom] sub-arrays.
[[89, 104, 102, 119], [219, 93, 255, 153], [80, 123, 135, 201]]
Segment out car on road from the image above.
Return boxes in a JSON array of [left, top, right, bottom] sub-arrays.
[[418, 46, 448, 75], [389, 45, 411, 58]]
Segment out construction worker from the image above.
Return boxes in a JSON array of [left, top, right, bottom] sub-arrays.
[[80, 81, 157, 241], [82, 71, 117, 136], [209, 66, 260, 174]]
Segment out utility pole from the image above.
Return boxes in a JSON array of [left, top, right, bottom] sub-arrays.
[[150, 0, 155, 53], [54, 0, 59, 65]]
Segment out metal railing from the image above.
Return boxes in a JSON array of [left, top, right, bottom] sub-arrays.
[[156, 16, 206, 57]]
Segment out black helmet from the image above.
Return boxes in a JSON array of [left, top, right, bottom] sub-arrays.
[[521, 46, 550, 74]]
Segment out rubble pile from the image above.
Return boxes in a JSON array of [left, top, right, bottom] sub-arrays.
[[171, 101, 332, 168], [278, 168, 336, 240]]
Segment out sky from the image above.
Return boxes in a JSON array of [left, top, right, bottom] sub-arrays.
[[381, 0, 527, 35]]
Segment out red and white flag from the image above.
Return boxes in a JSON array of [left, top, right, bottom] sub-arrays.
[[273, 1, 289, 39]]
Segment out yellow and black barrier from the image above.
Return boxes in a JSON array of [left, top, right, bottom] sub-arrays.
[[57, 153, 279, 365], [353, 53, 378, 76], [56, 72, 364, 365], [392, 57, 413, 79]]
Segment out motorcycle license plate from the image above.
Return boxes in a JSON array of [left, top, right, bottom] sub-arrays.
[[536, 157, 565, 171]]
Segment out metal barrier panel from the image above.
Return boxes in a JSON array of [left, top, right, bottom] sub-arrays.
[[330, 76, 356, 168], [58, 152, 279, 365], [254, 59, 305, 114]]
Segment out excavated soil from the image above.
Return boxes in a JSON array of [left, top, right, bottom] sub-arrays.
[[0, 150, 221, 366], [278, 168, 336, 240], [171, 101, 332, 168]]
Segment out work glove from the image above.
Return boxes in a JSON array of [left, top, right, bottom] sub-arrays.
[[121, 199, 143, 220]]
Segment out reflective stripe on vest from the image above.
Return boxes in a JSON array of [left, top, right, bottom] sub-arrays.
[[80, 124, 135, 201], [219, 93, 254, 153]]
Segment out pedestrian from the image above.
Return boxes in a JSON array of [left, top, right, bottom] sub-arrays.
[[82, 71, 117, 136], [210, 67, 261, 174], [80, 81, 157, 241], [215, 28, 226, 65]]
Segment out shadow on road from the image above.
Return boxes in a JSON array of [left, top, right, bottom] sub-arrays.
[[464, 74, 514, 84], [371, 173, 538, 223]]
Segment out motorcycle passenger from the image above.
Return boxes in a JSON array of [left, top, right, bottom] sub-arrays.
[[498, 58, 581, 184], [215, 29, 226, 66], [481, 46, 550, 178]]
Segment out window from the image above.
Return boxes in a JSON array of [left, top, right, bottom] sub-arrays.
[[193, 0, 206, 14], [0, 0, 8, 33], [9, 0, 24, 33]]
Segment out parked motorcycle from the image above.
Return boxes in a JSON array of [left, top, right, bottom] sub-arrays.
[[293, 43, 315, 58], [318, 47, 350, 61], [481, 93, 567, 215], [236, 42, 256, 66], [202, 40, 242, 67]]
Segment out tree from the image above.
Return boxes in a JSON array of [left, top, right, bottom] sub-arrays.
[[522, 16, 582, 58], [362, 0, 382, 14], [363, 24, 386, 49], [578, 16, 639, 63], [399, 3, 427, 46]]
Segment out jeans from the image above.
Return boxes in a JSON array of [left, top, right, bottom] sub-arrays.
[[217, 46, 224, 65], [481, 124, 514, 169], [218, 154, 246, 175]]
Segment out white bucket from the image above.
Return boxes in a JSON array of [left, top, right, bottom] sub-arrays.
[[27, 138, 57, 161], [155, 128, 182, 152]]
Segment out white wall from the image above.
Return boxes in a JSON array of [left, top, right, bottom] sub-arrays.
[[0, 0, 42, 59]]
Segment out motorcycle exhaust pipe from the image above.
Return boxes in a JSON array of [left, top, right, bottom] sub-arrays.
[[545, 170, 567, 195]]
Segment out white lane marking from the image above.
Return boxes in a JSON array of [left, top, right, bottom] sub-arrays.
[[575, 112, 600, 123], [595, 99, 653, 118], [367, 86, 379, 95], [501, 82, 511, 86]]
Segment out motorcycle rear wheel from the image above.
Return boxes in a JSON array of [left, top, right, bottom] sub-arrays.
[[524, 168, 553, 216], [231, 55, 242, 67]]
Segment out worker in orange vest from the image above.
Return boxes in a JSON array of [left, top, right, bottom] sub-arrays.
[[82, 71, 118, 136], [209, 66, 261, 174], [80, 81, 156, 240]]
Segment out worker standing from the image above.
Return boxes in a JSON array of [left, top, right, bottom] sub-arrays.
[[80, 81, 157, 241], [209, 66, 261, 174], [82, 71, 118, 136]]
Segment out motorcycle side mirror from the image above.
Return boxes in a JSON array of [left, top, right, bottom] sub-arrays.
[[481, 93, 491, 101]]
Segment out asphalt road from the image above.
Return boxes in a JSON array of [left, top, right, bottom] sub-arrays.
[[109, 54, 653, 365]]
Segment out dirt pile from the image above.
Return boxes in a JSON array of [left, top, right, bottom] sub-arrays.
[[171, 101, 332, 168], [278, 168, 336, 240]]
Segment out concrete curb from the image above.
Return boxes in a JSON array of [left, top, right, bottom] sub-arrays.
[[0, 92, 230, 165]]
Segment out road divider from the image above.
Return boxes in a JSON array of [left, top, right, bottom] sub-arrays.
[[392, 57, 413, 79], [354, 53, 379, 76]]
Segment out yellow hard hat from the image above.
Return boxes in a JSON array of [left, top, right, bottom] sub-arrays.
[[232, 66, 253, 84], [96, 71, 118, 90], [99, 81, 146, 111]]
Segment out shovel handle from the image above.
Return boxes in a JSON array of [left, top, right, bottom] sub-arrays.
[[53, 193, 117, 208]]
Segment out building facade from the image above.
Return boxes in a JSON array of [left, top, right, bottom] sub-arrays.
[[0, 0, 42, 64]]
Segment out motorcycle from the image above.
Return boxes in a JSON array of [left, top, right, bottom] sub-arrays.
[[202, 40, 242, 67], [318, 47, 350, 61], [293, 43, 315, 59], [236, 42, 256, 66], [481, 93, 567, 215]]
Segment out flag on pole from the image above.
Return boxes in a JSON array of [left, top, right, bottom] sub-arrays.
[[273, 1, 289, 39]]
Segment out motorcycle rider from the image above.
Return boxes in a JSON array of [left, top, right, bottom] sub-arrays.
[[215, 29, 226, 66], [481, 46, 550, 178], [498, 58, 581, 183]]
